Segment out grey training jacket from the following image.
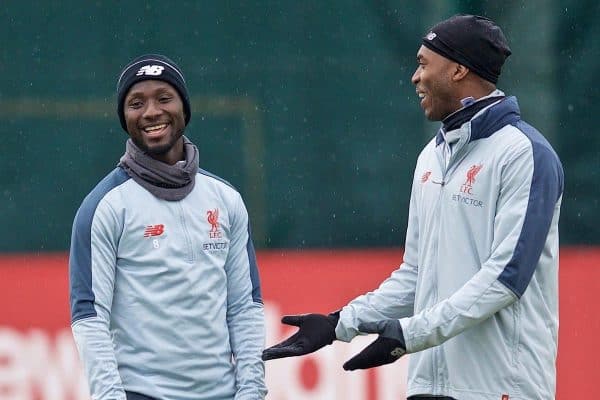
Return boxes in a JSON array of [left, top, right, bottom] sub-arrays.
[[69, 168, 266, 400], [337, 94, 564, 400]]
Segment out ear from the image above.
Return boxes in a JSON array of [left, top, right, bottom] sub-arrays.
[[452, 63, 470, 82]]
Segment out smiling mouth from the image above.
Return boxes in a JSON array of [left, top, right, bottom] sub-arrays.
[[416, 91, 427, 107], [143, 123, 168, 135]]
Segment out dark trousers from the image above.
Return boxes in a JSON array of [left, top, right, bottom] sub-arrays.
[[126, 392, 159, 400], [126, 390, 454, 400]]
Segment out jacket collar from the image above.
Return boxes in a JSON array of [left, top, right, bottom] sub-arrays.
[[435, 94, 521, 146]]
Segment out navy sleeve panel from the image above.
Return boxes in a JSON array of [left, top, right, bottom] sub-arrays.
[[246, 225, 263, 304], [198, 168, 236, 190], [498, 121, 564, 297], [69, 168, 130, 324]]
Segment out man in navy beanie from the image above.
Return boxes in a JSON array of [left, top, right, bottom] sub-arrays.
[[69, 54, 267, 400], [263, 15, 563, 400]]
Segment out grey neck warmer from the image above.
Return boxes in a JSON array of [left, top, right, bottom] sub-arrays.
[[118, 136, 199, 201]]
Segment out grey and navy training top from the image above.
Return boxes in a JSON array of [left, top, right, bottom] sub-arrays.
[[69, 167, 266, 400], [337, 93, 564, 400]]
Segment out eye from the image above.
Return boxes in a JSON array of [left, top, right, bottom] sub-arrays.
[[159, 95, 173, 103], [128, 100, 143, 109]]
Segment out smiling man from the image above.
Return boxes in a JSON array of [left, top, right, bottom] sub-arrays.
[[69, 54, 266, 400], [262, 15, 564, 400]]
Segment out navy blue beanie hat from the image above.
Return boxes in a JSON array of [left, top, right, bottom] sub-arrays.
[[116, 54, 191, 131], [422, 15, 511, 84]]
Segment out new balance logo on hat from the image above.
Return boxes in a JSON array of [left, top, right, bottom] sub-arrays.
[[426, 31, 437, 40], [136, 65, 165, 76]]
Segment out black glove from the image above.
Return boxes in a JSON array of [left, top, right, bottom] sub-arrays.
[[262, 312, 339, 361], [343, 319, 406, 371]]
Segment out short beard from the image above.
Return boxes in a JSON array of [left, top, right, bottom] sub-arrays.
[[134, 128, 184, 156]]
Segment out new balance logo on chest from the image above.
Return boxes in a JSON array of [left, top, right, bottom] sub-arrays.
[[144, 224, 164, 237], [144, 224, 165, 249], [421, 171, 432, 183]]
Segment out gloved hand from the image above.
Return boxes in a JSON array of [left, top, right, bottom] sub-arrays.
[[343, 319, 406, 371], [262, 312, 339, 361]]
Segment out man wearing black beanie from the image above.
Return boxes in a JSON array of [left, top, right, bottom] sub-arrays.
[[69, 54, 267, 400], [263, 15, 563, 400]]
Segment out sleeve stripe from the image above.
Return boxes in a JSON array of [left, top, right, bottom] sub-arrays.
[[498, 122, 564, 297], [246, 225, 263, 304], [69, 168, 129, 323]]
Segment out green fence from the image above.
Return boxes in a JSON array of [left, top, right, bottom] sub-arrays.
[[1, 1, 598, 251]]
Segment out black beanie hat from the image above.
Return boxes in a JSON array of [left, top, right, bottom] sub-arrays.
[[116, 54, 191, 131], [422, 14, 511, 84]]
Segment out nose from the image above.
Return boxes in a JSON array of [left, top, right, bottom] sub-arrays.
[[411, 68, 420, 85], [142, 99, 162, 119]]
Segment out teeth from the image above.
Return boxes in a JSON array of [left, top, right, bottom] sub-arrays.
[[417, 92, 425, 99], [144, 124, 167, 132]]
